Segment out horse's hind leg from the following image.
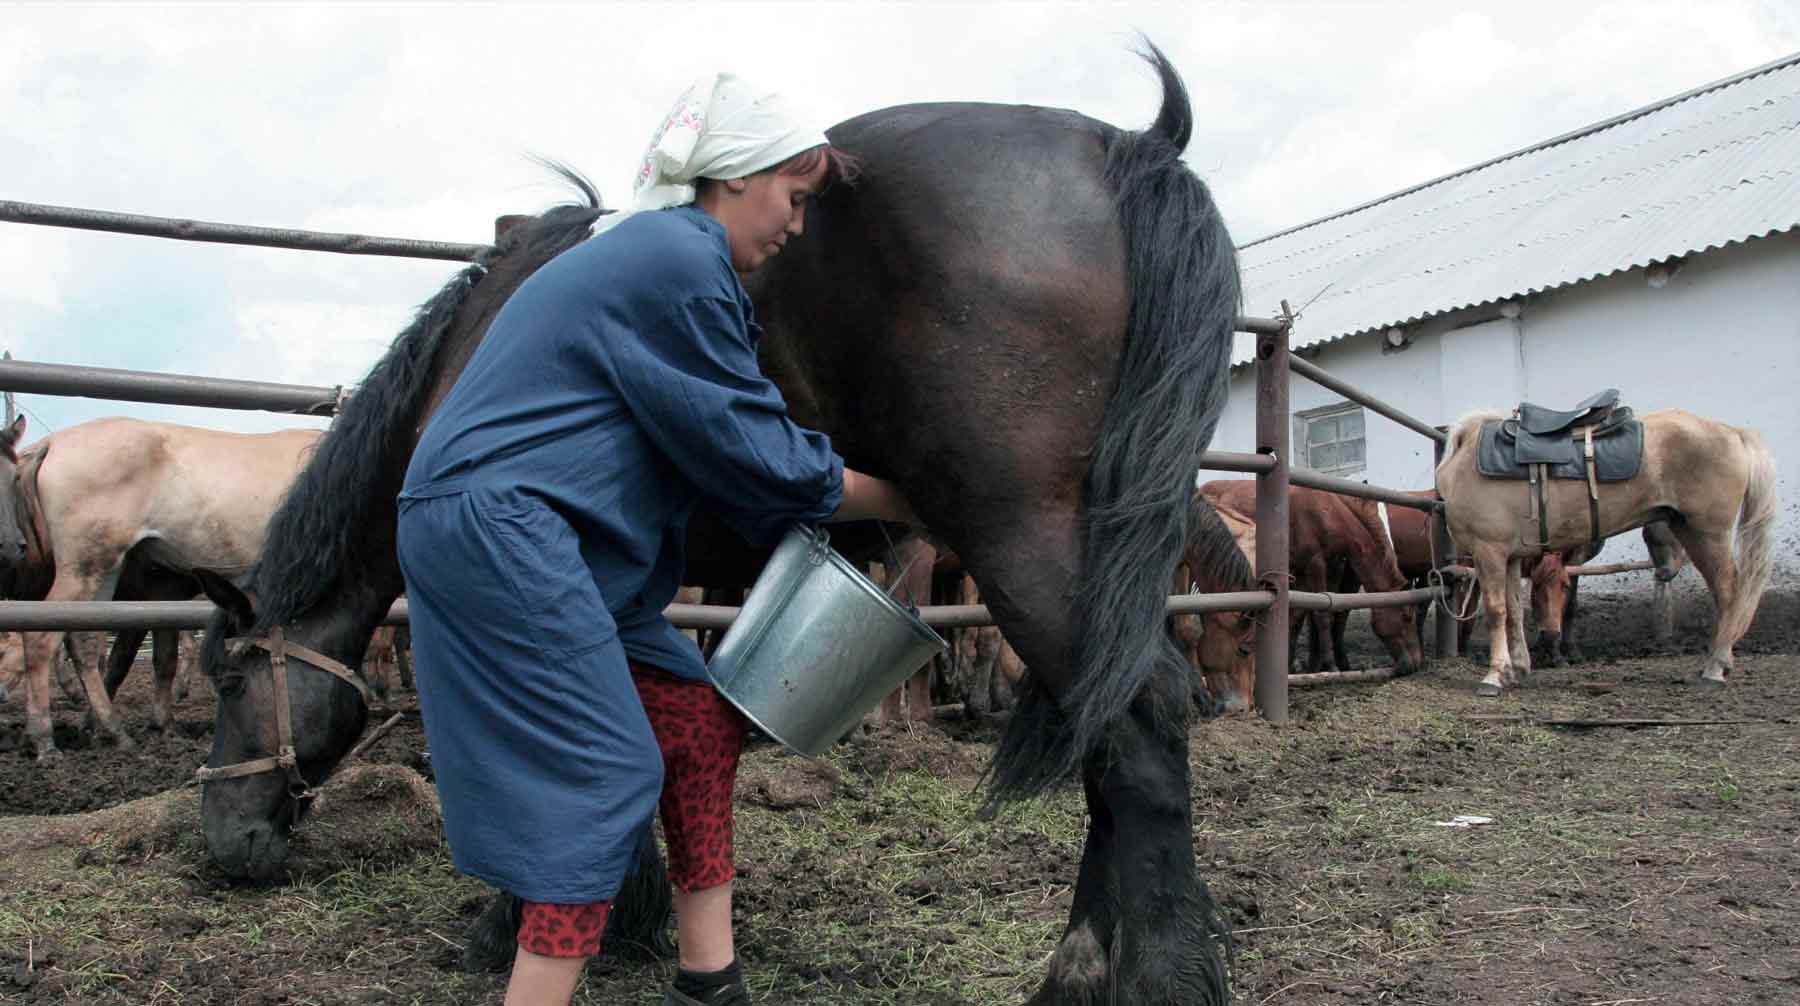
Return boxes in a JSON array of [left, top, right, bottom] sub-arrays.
[[1506, 558, 1532, 683], [1668, 526, 1739, 686], [147, 629, 178, 731], [40, 569, 134, 753], [1473, 547, 1516, 696], [1031, 674, 1228, 1005], [102, 629, 144, 699], [54, 636, 88, 702]]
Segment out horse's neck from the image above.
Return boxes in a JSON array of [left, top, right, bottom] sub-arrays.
[[1343, 502, 1407, 590], [290, 588, 395, 671]]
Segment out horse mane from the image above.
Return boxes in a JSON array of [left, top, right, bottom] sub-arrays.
[[1442, 408, 1507, 464], [218, 165, 604, 644], [1191, 497, 1256, 591]]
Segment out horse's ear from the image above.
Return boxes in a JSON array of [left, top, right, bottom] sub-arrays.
[[4, 415, 23, 446], [194, 569, 256, 628]]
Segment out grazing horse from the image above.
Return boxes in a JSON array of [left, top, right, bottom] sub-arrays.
[[1172, 494, 1258, 712], [195, 47, 1243, 1004], [1199, 480, 1423, 676], [0, 418, 320, 758], [1331, 488, 1475, 660], [1437, 408, 1775, 694], [1528, 520, 1689, 665]]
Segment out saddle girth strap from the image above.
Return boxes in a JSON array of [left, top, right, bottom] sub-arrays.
[[1584, 426, 1602, 550], [1531, 463, 1549, 548], [13, 444, 51, 567]]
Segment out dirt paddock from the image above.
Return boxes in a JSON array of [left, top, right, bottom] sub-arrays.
[[1, 632, 1795, 1004]]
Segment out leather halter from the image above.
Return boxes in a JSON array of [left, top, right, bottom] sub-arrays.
[[11, 444, 50, 567], [191, 626, 373, 800]]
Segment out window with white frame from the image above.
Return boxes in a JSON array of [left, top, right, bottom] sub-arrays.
[[1295, 404, 1366, 475]]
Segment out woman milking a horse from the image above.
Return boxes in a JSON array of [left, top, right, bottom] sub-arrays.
[[396, 76, 918, 1006]]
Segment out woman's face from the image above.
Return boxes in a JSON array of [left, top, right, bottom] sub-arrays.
[[710, 158, 830, 273]]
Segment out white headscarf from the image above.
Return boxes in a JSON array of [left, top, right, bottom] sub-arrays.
[[591, 73, 830, 237]]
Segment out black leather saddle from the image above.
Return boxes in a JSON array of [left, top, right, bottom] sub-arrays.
[[1473, 389, 1644, 548], [1476, 389, 1641, 479]]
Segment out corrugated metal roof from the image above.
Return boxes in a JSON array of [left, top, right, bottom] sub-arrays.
[[1234, 52, 1800, 364]]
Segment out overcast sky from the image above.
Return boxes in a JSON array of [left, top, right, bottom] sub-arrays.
[[4, 1, 1797, 439]]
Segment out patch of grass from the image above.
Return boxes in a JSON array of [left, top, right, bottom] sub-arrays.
[[1414, 868, 1470, 894]]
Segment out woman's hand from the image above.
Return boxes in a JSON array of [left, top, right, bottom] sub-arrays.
[[831, 468, 921, 527]]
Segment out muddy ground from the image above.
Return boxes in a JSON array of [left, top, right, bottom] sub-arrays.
[[1, 613, 1796, 1004]]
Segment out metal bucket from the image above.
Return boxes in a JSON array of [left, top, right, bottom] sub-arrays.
[[706, 524, 948, 757]]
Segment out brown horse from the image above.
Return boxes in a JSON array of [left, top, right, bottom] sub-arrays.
[[1172, 494, 1257, 712], [955, 571, 1027, 717], [1438, 408, 1775, 693], [1328, 488, 1477, 661], [196, 47, 1244, 1004], [1528, 520, 1690, 665], [0, 418, 320, 758], [1199, 480, 1423, 676]]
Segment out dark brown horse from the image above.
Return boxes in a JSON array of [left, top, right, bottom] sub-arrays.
[[195, 47, 1243, 1004], [1199, 480, 1423, 676]]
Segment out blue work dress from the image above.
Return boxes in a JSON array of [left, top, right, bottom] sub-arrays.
[[396, 204, 844, 904]]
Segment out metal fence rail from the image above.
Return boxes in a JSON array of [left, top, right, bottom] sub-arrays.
[[0, 199, 487, 262], [0, 586, 1433, 632], [0, 359, 345, 417]]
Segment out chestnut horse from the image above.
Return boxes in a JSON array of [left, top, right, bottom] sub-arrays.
[[1199, 480, 1423, 677], [195, 47, 1243, 1004], [1172, 494, 1258, 712], [1528, 520, 1689, 665], [1438, 408, 1775, 694]]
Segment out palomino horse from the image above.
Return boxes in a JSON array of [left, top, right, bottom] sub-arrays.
[[195, 47, 1243, 1004], [1172, 495, 1258, 712], [0, 418, 320, 758], [1199, 480, 1423, 676], [1438, 408, 1775, 694]]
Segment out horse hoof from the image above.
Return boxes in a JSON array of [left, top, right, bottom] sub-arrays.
[[1689, 675, 1728, 690], [35, 747, 64, 764], [1475, 682, 1503, 698]]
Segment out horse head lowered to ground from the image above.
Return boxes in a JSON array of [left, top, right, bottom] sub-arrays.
[[196, 45, 1245, 1005]]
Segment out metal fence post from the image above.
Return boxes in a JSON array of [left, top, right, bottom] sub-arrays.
[[1254, 307, 1293, 723], [1432, 438, 1458, 658]]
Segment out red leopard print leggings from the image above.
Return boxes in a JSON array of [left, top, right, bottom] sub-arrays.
[[517, 661, 747, 958]]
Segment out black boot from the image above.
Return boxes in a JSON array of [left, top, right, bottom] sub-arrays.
[[664, 958, 750, 1005]]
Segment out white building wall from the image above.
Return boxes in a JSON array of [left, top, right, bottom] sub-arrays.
[[1212, 229, 1800, 600]]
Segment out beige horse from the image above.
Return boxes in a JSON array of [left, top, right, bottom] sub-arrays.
[[2, 418, 320, 759], [1437, 407, 1776, 694]]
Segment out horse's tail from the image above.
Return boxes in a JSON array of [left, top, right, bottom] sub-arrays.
[[988, 42, 1240, 802], [1728, 427, 1778, 640]]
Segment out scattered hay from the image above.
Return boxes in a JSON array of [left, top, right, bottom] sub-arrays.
[[0, 763, 443, 870]]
